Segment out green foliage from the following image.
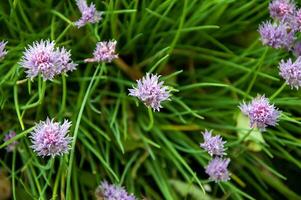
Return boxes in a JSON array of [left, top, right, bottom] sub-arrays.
[[0, 0, 301, 199]]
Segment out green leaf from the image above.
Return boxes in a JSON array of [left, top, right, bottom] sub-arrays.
[[236, 112, 265, 152]]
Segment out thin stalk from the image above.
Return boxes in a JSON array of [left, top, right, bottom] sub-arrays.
[[270, 83, 286, 100], [59, 74, 67, 118], [14, 84, 24, 130], [146, 107, 154, 131], [66, 64, 102, 199]]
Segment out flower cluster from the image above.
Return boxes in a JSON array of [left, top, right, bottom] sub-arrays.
[[259, 21, 294, 49], [239, 95, 281, 131], [259, 0, 301, 50], [205, 157, 231, 183], [200, 130, 226, 156], [95, 181, 137, 200], [200, 130, 230, 182], [85, 40, 118, 63], [260, 0, 301, 89], [30, 118, 72, 157], [0, 41, 7, 60], [269, 0, 296, 22], [75, 0, 103, 28], [129, 73, 171, 111], [20, 40, 77, 80], [3, 131, 18, 152], [279, 57, 301, 89]]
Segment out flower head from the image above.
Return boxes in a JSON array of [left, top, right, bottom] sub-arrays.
[[200, 130, 226, 156], [258, 21, 294, 49], [85, 40, 118, 63], [30, 118, 72, 157], [269, 0, 296, 21], [0, 41, 8, 60], [205, 157, 230, 182], [293, 9, 301, 31], [129, 73, 171, 111], [239, 95, 281, 131], [20, 40, 77, 80], [3, 131, 18, 152], [56, 47, 77, 73], [95, 181, 137, 200], [279, 57, 301, 89], [75, 0, 103, 28]]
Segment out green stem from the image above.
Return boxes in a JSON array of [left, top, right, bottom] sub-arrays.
[[12, 150, 16, 200], [270, 83, 286, 100], [52, 158, 63, 200], [0, 127, 34, 149], [21, 78, 46, 110], [146, 107, 154, 131], [59, 74, 67, 118], [65, 64, 102, 199], [14, 84, 24, 130]]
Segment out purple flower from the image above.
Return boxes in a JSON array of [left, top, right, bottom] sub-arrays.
[[258, 21, 294, 49], [85, 40, 118, 63], [205, 157, 230, 182], [279, 57, 301, 89], [20, 40, 77, 80], [239, 95, 281, 131], [129, 73, 171, 111], [30, 118, 72, 157], [95, 181, 137, 200], [55, 47, 77, 73], [75, 0, 103, 28], [0, 41, 7, 60], [293, 9, 301, 31], [269, 0, 296, 21], [3, 131, 18, 152], [200, 130, 226, 157]]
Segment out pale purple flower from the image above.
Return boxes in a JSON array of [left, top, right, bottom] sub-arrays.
[[269, 0, 296, 21], [75, 0, 103, 28], [3, 131, 18, 152], [258, 21, 294, 49], [205, 157, 230, 182], [129, 73, 171, 111], [55, 47, 77, 73], [0, 41, 7, 60], [85, 40, 118, 63], [279, 57, 301, 89], [30, 118, 72, 157], [95, 181, 137, 200], [200, 130, 226, 157], [293, 9, 301, 31], [239, 95, 281, 131], [20, 40, 77, 80]]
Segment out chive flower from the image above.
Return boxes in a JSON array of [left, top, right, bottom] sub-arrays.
[[30, 118, 72, 157], [269, 0, 296, 21], [200, 130, 226, 157], [258, 21, 294, 49], [239, 95, 281, 131], [0, 41, 7, 60], [75, 0, 103, 28], [3, 131, 18, 152], [293, 9, 301, 31], [129, 73, 171, 111], [95, 181, 137, 200], [85, 40, 118, 63], [205, 157, 230, 182], [20, 40, 77, 80], [279, 57, 301, 89]]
